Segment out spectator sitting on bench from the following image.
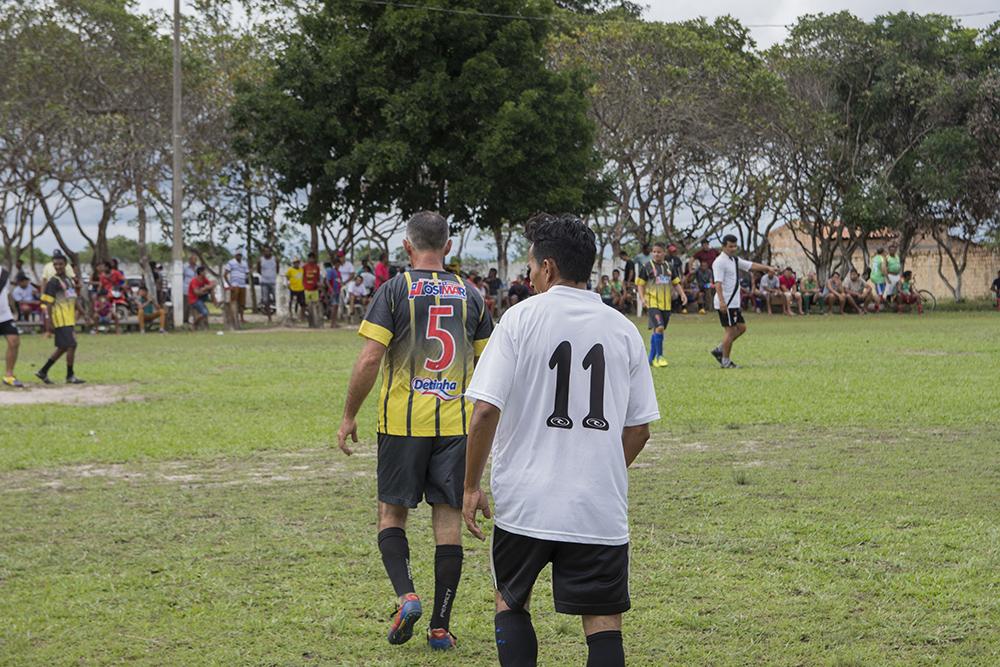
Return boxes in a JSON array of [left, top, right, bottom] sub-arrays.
[[187, 266, 216, 330], [137, 286, 168, 334], [12, 274, 40, 322], [842, 269, 868, 315], [610, 269, 627, 312], [92, 292, 120, 335], [346, 274, 369, 315], [681, 259, 706, 314], [758, 268, 785, 315], [825, 271, 849, 315], [779, 267, 803, 315], [739, 271, 755, 311], [896, 270, 923, 314], [800, 272, 821, 313]]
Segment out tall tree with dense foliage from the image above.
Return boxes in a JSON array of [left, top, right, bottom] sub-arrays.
[[233, 0, 606, 275]]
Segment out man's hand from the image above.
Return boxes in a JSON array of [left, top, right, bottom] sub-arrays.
[[463, 487, 492, 541], [337, 416, 358, 455]]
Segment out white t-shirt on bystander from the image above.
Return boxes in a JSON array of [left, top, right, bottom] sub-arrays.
[[465, 286, 660, 546], [712, 254, 753, 311]]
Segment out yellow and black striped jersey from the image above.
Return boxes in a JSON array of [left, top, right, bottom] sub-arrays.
[[359, 270, 493, 437], [635, 260, 681, 311], [41, 275, 77, 328]]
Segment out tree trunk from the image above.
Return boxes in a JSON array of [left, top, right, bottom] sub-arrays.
[[492, 224, 509, 281], [247, 192, 258, 314], [135, 178, 158, 303]]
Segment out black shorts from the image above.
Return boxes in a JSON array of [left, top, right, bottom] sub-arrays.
[[718, 308, 745, 328], [491, 526, 630, 616], [54, 326, 77, 349], [647, 308, 670, 330], [376, 434, 466, 509], [0, 319, 18, 337], [291, 290, 306, 308]]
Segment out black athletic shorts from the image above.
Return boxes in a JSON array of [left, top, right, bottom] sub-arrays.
[[0, 319, 18, 337], [376, 434, 466, 509], [54, 325, 77, 349], [647, 308, 670, 330], [491, 526, 630, 616], [718, 308, 745, 328]]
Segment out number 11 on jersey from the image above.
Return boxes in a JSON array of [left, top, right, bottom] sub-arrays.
[[545, 341, 609, 431]]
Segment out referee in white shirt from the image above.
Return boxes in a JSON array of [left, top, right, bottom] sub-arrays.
[[463, 214, 660, 667], [710, 234, 779, 369]]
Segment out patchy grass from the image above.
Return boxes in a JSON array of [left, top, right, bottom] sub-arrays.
[[1, 312, 999, 664]]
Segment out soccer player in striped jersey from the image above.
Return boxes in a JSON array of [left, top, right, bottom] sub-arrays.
[[635, 242, 686, 368], [337, 211, 493, 651], [35, 252, 85, 385]]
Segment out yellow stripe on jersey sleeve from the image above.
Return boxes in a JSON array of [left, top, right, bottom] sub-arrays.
[[41, 294, 55, 304], [635, 277, 647, 287], [358, 320, 393, 347], [474, 338, 489, 357]]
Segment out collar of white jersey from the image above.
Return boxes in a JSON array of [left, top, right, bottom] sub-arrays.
[[545, 285, 601, 301]]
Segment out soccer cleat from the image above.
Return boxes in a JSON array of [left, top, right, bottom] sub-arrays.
[[428, 627, 457, 651], [66, 376, 86, 385], [681, 308, 688, 314], [721, 360, 739, 369], [2, 376, 25, 388], [35, 371, 53, 385], [387, 593, 422, 645], [654, 356, 669, 368], [698, 308, 705, 315], [711, 348, 723, 365]]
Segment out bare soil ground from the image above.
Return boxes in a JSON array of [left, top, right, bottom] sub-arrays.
[[0, 383, 142, 407]]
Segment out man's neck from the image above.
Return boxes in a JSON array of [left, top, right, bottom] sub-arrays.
[[409, 252, 446, 272], [549, 280, 587, 291]]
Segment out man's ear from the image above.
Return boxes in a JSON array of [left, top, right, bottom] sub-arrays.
[[443, 239, 453, 256], [402, 239, 413, 256], [543, 257, 558, 282]]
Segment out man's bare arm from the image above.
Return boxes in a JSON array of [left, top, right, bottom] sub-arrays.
[[336, 339, 387, 455], [463, 400, 501, 541], [623, 424, 651, 467]]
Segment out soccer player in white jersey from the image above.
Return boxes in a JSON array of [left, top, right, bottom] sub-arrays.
[[463, 214, 660, 667], [710, 234, 780, 369]]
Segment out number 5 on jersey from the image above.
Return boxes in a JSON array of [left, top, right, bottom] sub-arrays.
[[546, 341, 608, 431], [425, 305, 455, 372]]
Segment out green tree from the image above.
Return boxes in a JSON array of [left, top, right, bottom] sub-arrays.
[[233, 0, 607, 276]]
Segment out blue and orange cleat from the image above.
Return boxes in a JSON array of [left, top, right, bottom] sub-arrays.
[[387, 593, 422, 645], [428, 627, 457, 651]]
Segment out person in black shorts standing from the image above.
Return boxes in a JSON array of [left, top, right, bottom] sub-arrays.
[[337, 211, 493, 651], [464, 214, 660, 667], [36, 252, 85, 385], [1, 267, 25, 388], [710, 235, 779, 369]]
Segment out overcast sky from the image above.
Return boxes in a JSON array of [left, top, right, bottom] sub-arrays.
[[28, 0, 1000, 257]]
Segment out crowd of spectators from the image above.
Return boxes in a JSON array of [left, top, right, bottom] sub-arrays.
[[597, 240, 933, 316]]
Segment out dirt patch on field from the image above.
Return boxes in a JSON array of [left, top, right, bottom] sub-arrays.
[[0, 384, 143, 407], [0, 448, 353, 494]]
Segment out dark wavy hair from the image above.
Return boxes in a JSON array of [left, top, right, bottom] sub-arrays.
[[525, 213, 596, 283]]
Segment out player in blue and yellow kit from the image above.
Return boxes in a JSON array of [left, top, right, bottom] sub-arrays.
[[635, 242, 686, 368]]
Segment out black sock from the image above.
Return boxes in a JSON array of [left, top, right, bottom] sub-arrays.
[[67, 364, 74, 378], [377, 528, 414, 598], [586, 630, 624, 667], [431, 544, 462, 630], [40, 358, 55, 375], [495, 610, 537, 667]]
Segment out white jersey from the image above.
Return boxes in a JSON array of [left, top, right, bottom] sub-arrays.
[[0, 270, 14, 323], [466, 286, 660, 546], [712, 253, 753, 310], [225, 259, 249, 287]]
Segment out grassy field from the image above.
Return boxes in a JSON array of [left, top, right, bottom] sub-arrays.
[[2, 312, 999, 665]]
